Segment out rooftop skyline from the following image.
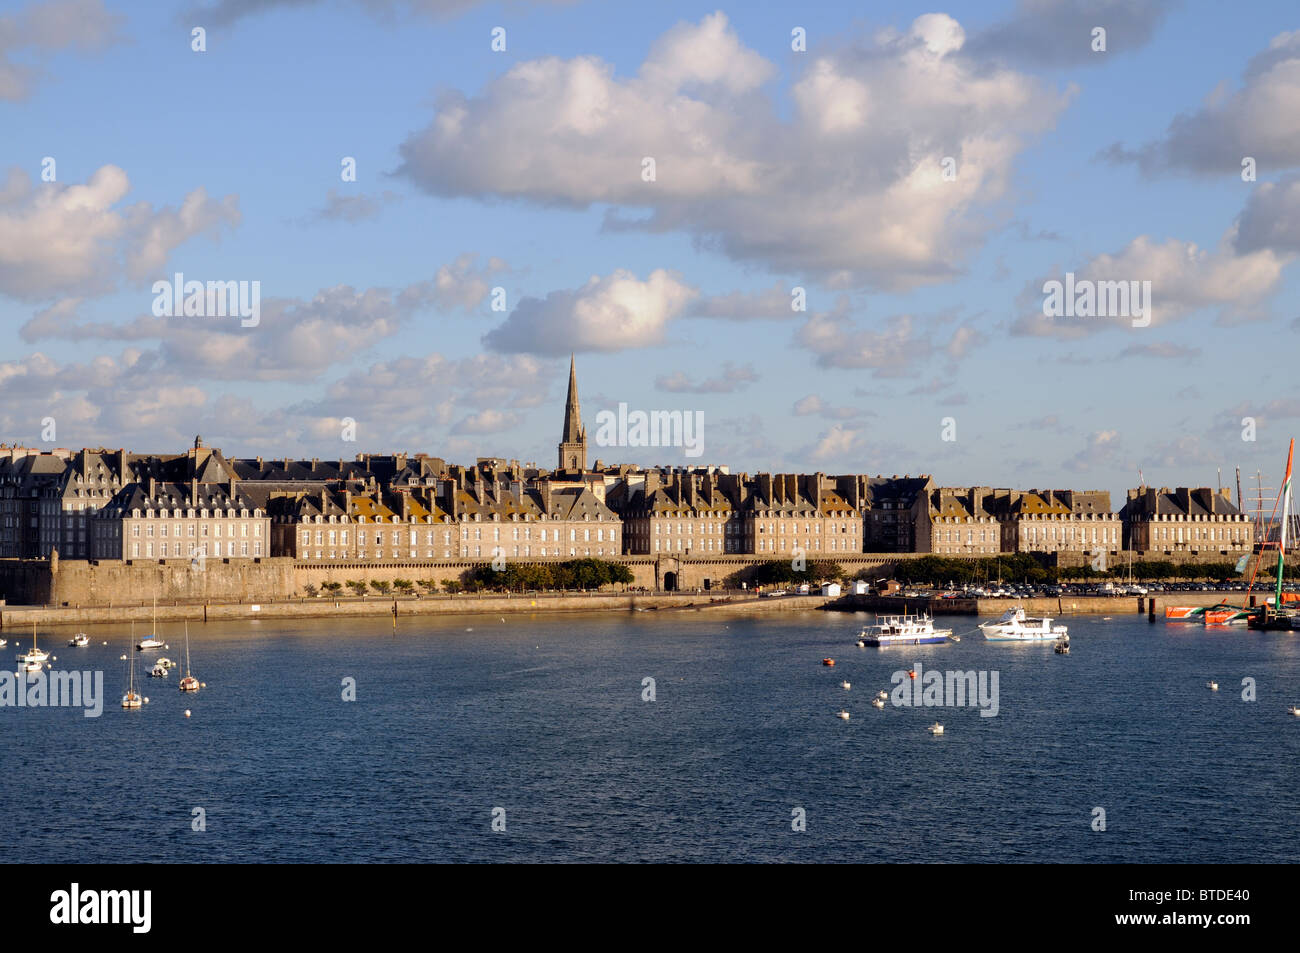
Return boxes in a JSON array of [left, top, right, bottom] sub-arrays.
[[2, 0, 1299, 505]]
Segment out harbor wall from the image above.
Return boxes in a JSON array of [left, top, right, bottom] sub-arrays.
[[0, 591, 827, 628]]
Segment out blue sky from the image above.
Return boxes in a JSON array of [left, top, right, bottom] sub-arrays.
[[3, 0, 1299, 505]]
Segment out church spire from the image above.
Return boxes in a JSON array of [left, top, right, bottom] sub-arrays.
[[557, 354, 588, 471]]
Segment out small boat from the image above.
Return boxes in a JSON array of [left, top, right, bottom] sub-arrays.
[[979, 607, 1067, 641], [1165, 605, 1206, 620], [156, 658, 173, 669], [841, 681, 851, 690], [1054, 635, 1070, 655], [149, 663, 168, 678], [857, 613, 953, 646], [837, 709, 850, 720], [1288, 706, 1300, 716], [0, 639, 6, 647], [16, 622, 49, 664], [1207, 680, 1219, 691], [928, 722, 944, 735], [876, 690, 888, 700], [179, 622, 200, 693], [136, 636, 164, 650], [871, 697, 885, 709], [24, 659, 44, 673], [822, 658, 835, 667], [122, 644, 144, 709], [69, 633, 90, 647]]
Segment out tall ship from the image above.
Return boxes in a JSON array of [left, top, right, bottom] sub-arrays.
[[979, 607, 1068, 641], [857, 614, 953, 646]]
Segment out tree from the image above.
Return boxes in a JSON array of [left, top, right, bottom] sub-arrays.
[[393, 578, 415, 594], [370, 579, 391, 595], [322, 581, 342, 594], [346, 580, 367, 596], [443, 580, 463, 594], [303, 583, 318, 598]]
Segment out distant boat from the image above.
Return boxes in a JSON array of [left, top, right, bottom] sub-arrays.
[[980, 607, 1067, 641], [837, 709, 850, 720], [876, 690, 888, 700], [928, 722, 944, 735], [1207, 680, 1219, 691], [69, 632, 89, 647], [122, 641, 143, 709], [138, 598, 164, 649], [156, 658, 173, 669], [149, 662, 168, 678], [841, 681, 851, 690], [822, 658, 835, 667], [24, 659, 44, 673], [1288, 706, 1300, 717], [16, 622, 49, 664], [179, 622, 200, 693], [871, 697, 885, 709]]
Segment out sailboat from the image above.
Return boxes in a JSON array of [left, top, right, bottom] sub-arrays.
[[179, 621, 200, 693], [1249, 439, 1296, 630], [15, 621, 49, 664], [122, 640, 144, 709], [137, 598, 164, 650]]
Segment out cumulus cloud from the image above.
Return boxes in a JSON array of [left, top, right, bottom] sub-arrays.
[[967, 0, 1176, 66], [0, 165, 240, 300], [0, 0, 124, 101], [484, 268, 695, 355], [655, 362, 758, 394], [1235, 174, 1300, 254], [431, 252, 509, 312], [1013, 231, 1289, 336], [1102, 30, 1300, 175], [397, 12, 1069, 288], [796, 309, 986, 375]]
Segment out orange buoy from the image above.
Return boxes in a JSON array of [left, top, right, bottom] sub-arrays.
[[908, 670, 917, 679], [822, 658, 835, 667]]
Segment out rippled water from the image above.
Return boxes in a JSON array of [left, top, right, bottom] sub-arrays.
[[7, 609, 1299, 862]]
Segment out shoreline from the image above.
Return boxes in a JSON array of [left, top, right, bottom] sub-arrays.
[[0, 592, 833, 628]]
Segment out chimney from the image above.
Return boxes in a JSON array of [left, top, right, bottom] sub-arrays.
[[148, 476, 156, 499]]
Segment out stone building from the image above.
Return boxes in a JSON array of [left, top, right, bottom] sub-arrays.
[[862, 475, 933, 552], [1120, 486, 1253, 554], [916, 487, 1001, 555], [992, 489, 1122, 556]]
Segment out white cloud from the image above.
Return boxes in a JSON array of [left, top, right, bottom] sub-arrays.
[[655, 362, 757, 394], [398, 12, 1068, 288], [968, 0, 1175, 66], [484, 268, 695, 355], [0, 164, 240, 300], [1013, 232, 1289, 336], [1104, 30, 1300, 174]]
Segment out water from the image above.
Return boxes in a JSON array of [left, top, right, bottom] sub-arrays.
[[6, 610, 1299, 862]]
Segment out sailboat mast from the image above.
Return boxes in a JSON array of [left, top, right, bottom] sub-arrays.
[[1276, 440, 1294, 611]]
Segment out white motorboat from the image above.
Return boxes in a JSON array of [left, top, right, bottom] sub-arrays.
[[136, 636, 164, 651], [1207, 680, 1219, 691], [149, 663, 168, 678], [871, 697, 885, 709], [837, 709, 850, 721], [928, 722, 944, 735], [979, 607, 1068, 641], [156, 658, 173, 669], [69, 633, 89, 647], [841, 681, 851, 690], [857, 614, 953, 646], [876, 690, 888, 700], [24, 659, 44, 673], [1288, 706, 1300, 716]]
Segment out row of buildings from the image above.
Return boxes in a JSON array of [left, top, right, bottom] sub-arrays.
[[0, 360, 1256, 565]]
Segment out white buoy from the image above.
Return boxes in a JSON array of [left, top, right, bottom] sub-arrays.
[[144, 697, 150, 704], [102, 641, 108, 645], [184, 710, 191, 718]]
